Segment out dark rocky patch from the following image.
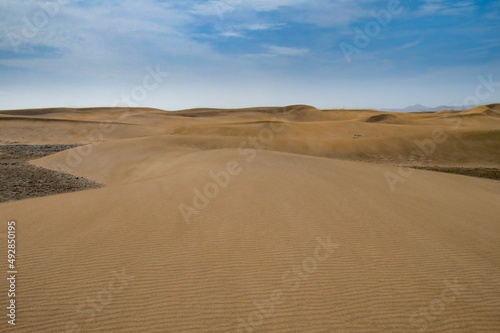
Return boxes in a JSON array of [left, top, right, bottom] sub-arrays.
[[411, 166, 500, 181], [0, 145, 103, 203]]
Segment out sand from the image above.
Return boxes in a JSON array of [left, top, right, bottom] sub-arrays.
[[0, 104, 499, 332]]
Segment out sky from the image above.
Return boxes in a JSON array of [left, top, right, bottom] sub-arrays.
[[0, 0, 499, 110]]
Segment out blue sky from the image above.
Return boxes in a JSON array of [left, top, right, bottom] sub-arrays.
[[0, 0, 499, 110]]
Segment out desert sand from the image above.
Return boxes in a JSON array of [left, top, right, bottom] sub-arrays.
[[0, 104, 499, 332]]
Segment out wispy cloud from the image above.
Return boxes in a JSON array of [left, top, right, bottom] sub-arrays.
[[266, 45, 309, 56], [219, 30, 245, 38], [217, 23, 286, 38], [190, 0, 308, 17], [243, 45, 310, 58], [0, 0, 213, 75], [244, 23, 286, 31], [417, 0, 478, 16], [393, 38, 423, 52]]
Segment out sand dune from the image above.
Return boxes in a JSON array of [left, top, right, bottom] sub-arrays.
[[0, 105, 499, 332]]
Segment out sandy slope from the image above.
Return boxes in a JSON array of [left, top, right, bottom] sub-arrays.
[[0, 105, 499, 332]]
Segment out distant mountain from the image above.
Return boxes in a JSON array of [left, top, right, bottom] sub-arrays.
[[381, 104, 468, 112], [403, 104, 429, 112]]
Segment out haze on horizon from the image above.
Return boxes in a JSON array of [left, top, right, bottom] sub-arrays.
[[0, 0, 499, 111]]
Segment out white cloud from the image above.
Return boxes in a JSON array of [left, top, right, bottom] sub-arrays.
[[266, 45, 310, 56], [417, 0, 477, 16], [190, 0, 307, 17], [393, 38, 423, 51], [418, 0, 445, 15], [243, 45, 310, 58], [189, 0, 380, 27], [243, 0, 308, 12], [219, 30, 245, 38], [244, 23, 286, 31], [217, 23, 286, 38], [0, 0, 217, 76]]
